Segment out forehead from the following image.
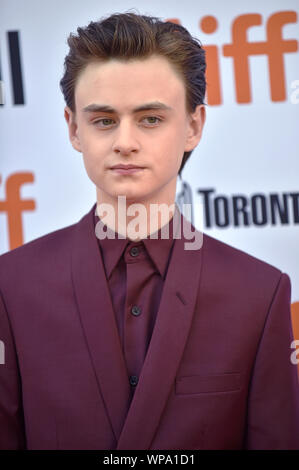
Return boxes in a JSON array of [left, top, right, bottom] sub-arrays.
[[75, 55, 186, 110]]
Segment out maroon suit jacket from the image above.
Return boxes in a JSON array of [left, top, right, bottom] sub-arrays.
[[0, 203, 298, 450]]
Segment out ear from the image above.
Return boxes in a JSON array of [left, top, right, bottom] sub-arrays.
[[184, 104, 206, 152], [64, 106, 82, 153]]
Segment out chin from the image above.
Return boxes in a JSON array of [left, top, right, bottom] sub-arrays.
[[119, 191, 148, 203], [110, 184, 151, 200]]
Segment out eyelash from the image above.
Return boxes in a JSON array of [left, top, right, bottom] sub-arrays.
[[92, 116, 163, 128]]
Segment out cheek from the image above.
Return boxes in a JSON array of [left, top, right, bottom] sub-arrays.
[[165, 119, 187, 149], [80, 133, 107, 165], [81, 154, 97, 184], [80, 129, 98, 153], [158, 124, 183, 148], [78, 123, 101, 149], [165, 129, 187, 161], [81, 145, 104, 179]]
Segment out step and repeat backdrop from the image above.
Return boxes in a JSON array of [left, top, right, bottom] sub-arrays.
[[0, 0, 299, 355]]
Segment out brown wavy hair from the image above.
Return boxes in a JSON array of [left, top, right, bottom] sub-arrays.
[[59, 11, 206, 176]]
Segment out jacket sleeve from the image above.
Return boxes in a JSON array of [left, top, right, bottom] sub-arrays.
[[244, 272, 299, 449], [0, 288, 27, 449]]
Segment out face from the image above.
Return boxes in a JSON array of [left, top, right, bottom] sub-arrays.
[[64, 54, 205, 207]]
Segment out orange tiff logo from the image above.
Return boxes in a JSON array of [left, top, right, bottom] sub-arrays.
[[168, 11, 298, 104], [0, 172, 35, 250]]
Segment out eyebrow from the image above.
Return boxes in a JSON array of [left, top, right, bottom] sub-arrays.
[[82, 101, 173, 114]]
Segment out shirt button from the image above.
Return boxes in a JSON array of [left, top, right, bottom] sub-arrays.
[[129, 375, 139, 387], [130, 246, 139, 257], [131, 305, 141, 316]]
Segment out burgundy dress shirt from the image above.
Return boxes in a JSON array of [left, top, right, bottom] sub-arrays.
[[93, 206, 179, 400]]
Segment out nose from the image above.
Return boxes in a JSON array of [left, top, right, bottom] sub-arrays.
[[112, 119, 140, 155]]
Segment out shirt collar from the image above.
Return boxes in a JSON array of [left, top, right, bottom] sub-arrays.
[[93, 203, 181, 280]]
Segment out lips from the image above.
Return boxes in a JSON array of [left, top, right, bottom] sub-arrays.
[[110, 165, 145, 175], [110, 164, 144, 170]]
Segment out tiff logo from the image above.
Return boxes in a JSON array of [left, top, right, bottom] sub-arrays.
[[0, 173, 36, 251], [0, 31, 25, 106], [168, 11, 298, 104]]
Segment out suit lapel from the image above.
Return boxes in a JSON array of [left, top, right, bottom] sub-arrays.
[[71, 203, 131, 443], [117, 212, 204, 449]]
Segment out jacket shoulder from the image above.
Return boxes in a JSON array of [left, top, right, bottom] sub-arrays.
[[0, 222, 77, 285], [202, 232, 284, 289]]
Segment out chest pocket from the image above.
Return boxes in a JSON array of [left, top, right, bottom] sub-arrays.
[[175, 372, 241, 395]]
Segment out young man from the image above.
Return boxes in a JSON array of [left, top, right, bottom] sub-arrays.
[[0, 12, 298, 450]]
